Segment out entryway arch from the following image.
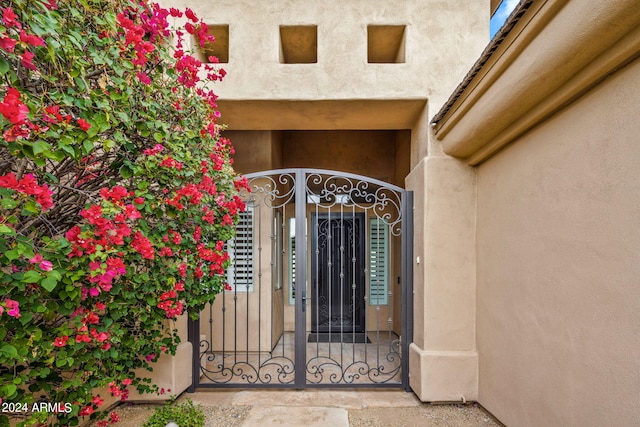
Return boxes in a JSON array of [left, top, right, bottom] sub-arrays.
[[188, 168, 413, 389]]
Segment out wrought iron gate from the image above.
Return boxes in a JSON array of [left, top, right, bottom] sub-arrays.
[[188, 169, 413, 389]]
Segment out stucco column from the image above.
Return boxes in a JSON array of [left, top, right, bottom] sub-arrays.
[[127, 314, 193, 401], [406, 149, 477, 402]]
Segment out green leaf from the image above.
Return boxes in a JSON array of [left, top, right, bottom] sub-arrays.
[[22, 270, 42, 284], [19, 312, 33, 326], [119, 164, 133, 179], [0, 344, 18, 358], [41, 277, 58, 292], [0, 197, 18, 210], [2, 383, 17, 398], [33, 140, 52, 155], [5, 250, 20, 261], [83, 139, 94, 154], [0, 224, 15, 235], [47, 270, 62, 281], [0, 57, 9, 75]]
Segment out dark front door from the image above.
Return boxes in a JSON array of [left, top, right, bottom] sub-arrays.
[[311, 213, 365, 334]]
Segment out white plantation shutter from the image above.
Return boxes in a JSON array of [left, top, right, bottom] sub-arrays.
[[369, 218, 389, 305], [288, 218, 296, 305], [227, 204, 254, 292]]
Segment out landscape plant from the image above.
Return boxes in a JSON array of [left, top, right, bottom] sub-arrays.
[[142, 398, 205, 427], [0, 0, 246, 425]]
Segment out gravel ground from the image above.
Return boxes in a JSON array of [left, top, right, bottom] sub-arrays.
[[348, 403, 501, 427], [91, 401, 500, 427], [89, 403, 252, 427]]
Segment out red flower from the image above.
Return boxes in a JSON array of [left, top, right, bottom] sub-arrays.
[[0, 35, 17, 52], [131, 231, 154, 259], [143, 144, 164, 156], [53, 336, 68, 347], [79, 405, 94, 416], [124, 204, 141, 219], [5, 299, 20, 318], [185, 8, 198, 22], [43, 105, 65, 123], [19, 30, 45, 47], [136, 72, 151, 85], [196, 23, 214, 48], [42, 0, 58, 10], [0, 88, 29, 124], [159, 156, 183, 170], [77, 118, 91, 131], [1, 7, 21, 28], [75, 334, 92, 343], [20, 51, 37, 70]]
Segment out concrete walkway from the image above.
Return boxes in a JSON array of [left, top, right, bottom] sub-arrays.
[[175, 389, 502, 427]]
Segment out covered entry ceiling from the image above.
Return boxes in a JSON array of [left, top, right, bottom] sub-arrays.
[[217, 99, 427, 130]]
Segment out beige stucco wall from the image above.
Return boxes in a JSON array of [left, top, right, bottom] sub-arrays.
[[476, 58, 640, 426]]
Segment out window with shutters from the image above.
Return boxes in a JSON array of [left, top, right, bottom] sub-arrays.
[[369, 218, 389, 305], [226, 204, 254, 292]]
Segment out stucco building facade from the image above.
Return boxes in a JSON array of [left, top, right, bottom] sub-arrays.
[[142, 0, 640, 425]]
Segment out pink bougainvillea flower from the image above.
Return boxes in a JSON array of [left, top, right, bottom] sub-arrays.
[[53, 336, 69, 347], [77, 118, 91, 131], [19, 30, 45, 47], [0, 305, 4, 316], [159, 156, 183, 170], [168, 7, 182, 17], [195, 23, 214, 47], [39, 260, 53, 271], [43, 105, 64, 123], [79, 405, 94, 416], [20, 50, 37, 70], [0, 173, 18, 189], [75, 334, 92, 343], [184, 8, 198, 22], [131, 231, 154, 259], [99, 185, 128, 203], [136, 72, 151, 85], [0, 88, 29, 125], [0, 35, 17, 52], [42, 0, 58, 10], [29, 254, 43, 264], [142, 143, 163, 156], [5, 299, 20, 318], [1, 7, 21, 28]]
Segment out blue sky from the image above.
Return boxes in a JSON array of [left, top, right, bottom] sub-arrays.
[[490, 0, 519, 38]]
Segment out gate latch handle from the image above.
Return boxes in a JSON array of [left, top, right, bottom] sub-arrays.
[[301, 289, 307, 312]]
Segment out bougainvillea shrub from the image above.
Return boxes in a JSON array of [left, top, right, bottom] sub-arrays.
[[0, 0, 247, 425]]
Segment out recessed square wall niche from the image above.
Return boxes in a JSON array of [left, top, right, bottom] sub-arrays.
[[279, 25, 317, 64], [367, 25, 406, 63], [197, 24, 229, 63]]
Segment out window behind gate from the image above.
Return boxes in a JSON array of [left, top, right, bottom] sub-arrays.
[[226, 204, 254, 292]]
